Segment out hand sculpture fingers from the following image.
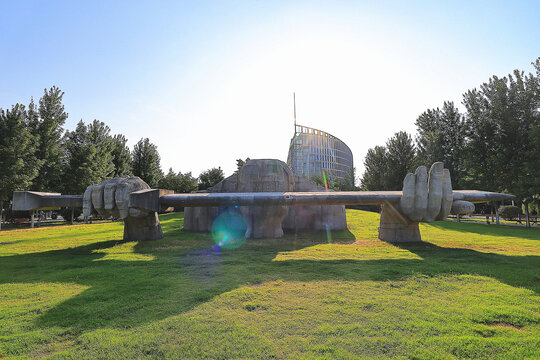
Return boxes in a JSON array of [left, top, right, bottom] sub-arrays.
[[399, 165, 427, 222], [436, 169, 453, 220], [91, 182, 107, 217], [114, 177, 150, 218], [424, 163, 444, 222], [400, 173, 416, 217], [82, 185, 95, 218], [83, 177, 150, 219], [400, 162, 454, 223]]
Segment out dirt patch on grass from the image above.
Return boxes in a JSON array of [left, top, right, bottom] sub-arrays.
[[487, 322, 527, 332]]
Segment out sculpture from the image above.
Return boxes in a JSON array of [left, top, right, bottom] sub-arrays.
[[379, 162, 475, 242], [184, 159, 347, 238], [83, 176, 164, 241], [12, 160, 512, 243]]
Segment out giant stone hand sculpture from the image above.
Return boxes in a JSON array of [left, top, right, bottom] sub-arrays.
[[83, 176, 164, 241], [379, 162, 474, 242]]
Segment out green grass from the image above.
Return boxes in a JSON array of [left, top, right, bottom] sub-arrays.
[[0, 210, 538, 359]]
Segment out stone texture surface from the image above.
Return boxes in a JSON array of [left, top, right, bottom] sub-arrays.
[[282, 175, 347, 231], [116, 177, 150, 218], [399, 162, 455, 224], [451, 200, 475, 215], [382, 162, 474, 243], [123, 212, 163, 241], [84, 177, 162, 241], [237, 159, 293, 238], [183, 159, 348, 238], [379, 202, 421, 243], [83, 186, 94, 217]]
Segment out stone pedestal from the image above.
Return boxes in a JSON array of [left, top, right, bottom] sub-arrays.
[[378, 203, 422, 243], [123, 212, 163, 241], [241, 205, 288, 238]]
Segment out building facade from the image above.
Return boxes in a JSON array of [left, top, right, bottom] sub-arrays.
[[287, 124, 353, 183]]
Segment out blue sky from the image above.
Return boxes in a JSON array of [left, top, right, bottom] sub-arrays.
[[1, 0, 539, 177]]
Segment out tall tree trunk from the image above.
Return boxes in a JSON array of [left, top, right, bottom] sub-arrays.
[[525, 201, 530, 228], [0, 200, 3, 231], [494, 202, 500, 225]]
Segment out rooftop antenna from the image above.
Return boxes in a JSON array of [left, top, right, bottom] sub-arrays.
[[293, 92, 297, 130]]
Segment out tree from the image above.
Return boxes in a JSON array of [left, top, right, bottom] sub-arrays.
[[309, 169, 341, 190], [360, 132, 416, 191], [132, 138, 163, 188], [461, 88, 498, 191], [0, 104, 40, 228], [62, 120, 115, 194], [415, 102, 466, 188], [342, 166, 359, 191], [384, 131, 416, 190], [235, 157, 251, 172], [198, 167, 225, 190], [32, 86, 68, 192], [111, 134, 132, 177], [461, 60, 540, 226], [158, 168, 198, 193], [360, 145, 388, 190]]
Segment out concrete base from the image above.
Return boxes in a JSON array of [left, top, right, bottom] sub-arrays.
[[123, 212, 163, 241], [241, 205, 288, 238], [378, 203, 422, 243]]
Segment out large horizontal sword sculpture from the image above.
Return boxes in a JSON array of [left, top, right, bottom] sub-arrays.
[[13, 160, 513, 243]]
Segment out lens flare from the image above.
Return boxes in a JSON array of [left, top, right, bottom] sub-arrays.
[[325, 224, 332, 243], [211, 210, 247, 250]]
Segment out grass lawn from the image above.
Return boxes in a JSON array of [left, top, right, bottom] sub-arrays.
[[0, 210, 538, 359]]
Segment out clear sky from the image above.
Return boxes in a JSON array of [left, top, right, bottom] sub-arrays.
[[1, 0, 539, 178]]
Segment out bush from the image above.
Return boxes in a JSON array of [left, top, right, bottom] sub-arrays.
[[498, 205, 520, 221], [58, 207, 82, 222]]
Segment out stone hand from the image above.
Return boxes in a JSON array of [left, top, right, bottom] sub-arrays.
[[399, 162, 472, 223], [82, 176, 150, 219]]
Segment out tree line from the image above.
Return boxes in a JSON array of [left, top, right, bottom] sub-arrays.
[[0, 86, 226, 221], [360, 58, 540, 218]]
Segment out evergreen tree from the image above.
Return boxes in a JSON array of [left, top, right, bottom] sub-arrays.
[[415, 102, 465, 188], [384, 131, 416, 190], [111, 134, 132, 177], [132, 138, 163, 188], [360, 145, 388, 190], [462, 87, 499, 191], [63, 120, 115, 194], [32, 86, 68, 192], [360, 132, 415, 191], [198, 167, 225, 190], [0, 104, 40, 228], [342, 166, 359, 191]]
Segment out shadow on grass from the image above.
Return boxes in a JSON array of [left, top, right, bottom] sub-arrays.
[[0, 213, 538, 336]]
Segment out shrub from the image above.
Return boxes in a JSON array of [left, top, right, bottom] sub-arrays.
[[58, 207, 82, 222], [498, 205, 520, 221]]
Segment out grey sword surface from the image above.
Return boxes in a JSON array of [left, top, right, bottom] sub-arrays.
[[12, 190, 514, 212], [158, 190, 514, 208]]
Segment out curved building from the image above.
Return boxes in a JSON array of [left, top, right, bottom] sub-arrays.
[[287, 124, 353, 183]]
